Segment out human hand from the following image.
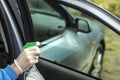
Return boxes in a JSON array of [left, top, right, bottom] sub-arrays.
[[15, 46, 40, 73]]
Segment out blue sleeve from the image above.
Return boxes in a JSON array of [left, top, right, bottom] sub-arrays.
[[0, 65, 18, 80]]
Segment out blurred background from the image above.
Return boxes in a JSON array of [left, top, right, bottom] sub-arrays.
[[91, 0, 120, 80]]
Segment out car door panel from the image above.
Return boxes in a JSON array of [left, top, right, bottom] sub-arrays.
[[36, 58, 100, 80]]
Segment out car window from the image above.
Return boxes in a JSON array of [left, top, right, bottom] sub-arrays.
[[26, 0, 106, 78], [27, 0, 66, 42]]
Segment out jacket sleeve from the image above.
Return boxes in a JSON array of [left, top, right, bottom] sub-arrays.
[[0, 65, 18, 80]]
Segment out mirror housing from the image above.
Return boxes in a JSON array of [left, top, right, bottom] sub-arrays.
[[76, 19, 91, 33]]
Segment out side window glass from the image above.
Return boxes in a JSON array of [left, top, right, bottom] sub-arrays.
[[27, 0, 66, 42], [26, 1, 120, 79], [26, 1, 106, 78]]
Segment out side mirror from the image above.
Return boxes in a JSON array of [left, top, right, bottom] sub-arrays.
[[76, 19, 91, 33]]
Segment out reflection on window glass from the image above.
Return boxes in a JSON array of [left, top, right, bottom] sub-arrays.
[[26, 0, 66, 42], [27, 0, 60, 18]]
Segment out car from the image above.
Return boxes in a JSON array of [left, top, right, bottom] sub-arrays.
[[28, 0, 105, 78], [0, 0, 120, 80]]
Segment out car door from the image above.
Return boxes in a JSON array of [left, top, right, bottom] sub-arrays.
[[16, 0, 120, 80], [0, 0, 25, 79]]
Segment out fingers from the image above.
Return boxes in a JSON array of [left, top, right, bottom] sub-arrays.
[[24, 46, 40, 52], [16, 46, 40, 72], [32, 56, 39, 63], [24, 50, 39, 56], [33, 59, 39, 63], [27, 56, 39, 64], [22, 46, 40, 64], [34, 56, 39, 60], [24, 46, 40, 56]]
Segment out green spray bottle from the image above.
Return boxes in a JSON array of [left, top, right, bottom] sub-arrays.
[[22, 41, 40, 49]]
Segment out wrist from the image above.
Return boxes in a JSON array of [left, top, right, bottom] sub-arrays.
[[10, 63, 21, 75], [14, 59, 23, 73]]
